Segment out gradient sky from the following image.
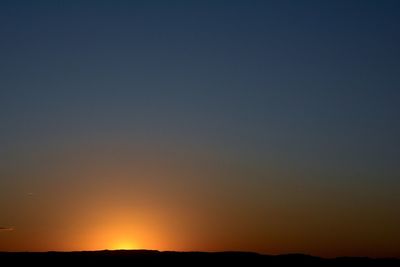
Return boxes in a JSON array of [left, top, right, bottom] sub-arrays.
[[1, 0, 400, 257]]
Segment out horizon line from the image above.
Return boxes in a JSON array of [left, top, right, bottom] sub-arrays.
[[0, 249, 398, 260]]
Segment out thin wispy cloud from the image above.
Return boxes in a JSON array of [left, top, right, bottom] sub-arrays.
[[0, 227, 14, 231]]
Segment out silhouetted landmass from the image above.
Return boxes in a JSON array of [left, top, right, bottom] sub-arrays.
[[0, 250, 399, 266]]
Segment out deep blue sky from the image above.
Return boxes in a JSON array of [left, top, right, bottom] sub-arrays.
[[2, 0, 399, 175], [1, 1, 400, 255]]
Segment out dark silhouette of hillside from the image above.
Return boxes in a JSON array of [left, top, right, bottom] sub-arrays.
[[0, 250, 399, 266]]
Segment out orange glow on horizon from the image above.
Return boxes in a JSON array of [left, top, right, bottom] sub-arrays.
[[80, 222, 143, 251], [109, 239, 139, 250], [73, 206, 170, 252]]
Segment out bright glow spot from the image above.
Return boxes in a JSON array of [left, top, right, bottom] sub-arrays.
[[111, 240, 138, 250]]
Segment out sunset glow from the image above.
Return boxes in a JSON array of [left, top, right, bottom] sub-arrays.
[[1, 0, 400, 259], [110, 240, 138, 251]]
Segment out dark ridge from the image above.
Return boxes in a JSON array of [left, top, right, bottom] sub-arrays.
[[0, 250, 398, 266]]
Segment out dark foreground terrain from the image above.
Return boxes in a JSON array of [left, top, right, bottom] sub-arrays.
[[0, 250, 399, 266]]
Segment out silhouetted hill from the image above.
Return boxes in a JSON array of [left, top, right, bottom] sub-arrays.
[[0, 250, 399, 266]]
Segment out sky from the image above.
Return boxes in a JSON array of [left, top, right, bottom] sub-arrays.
[[0, 0, 400, 258]]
